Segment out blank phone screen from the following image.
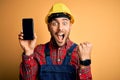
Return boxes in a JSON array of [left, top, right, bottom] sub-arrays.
[[22, 18, 34, 40]]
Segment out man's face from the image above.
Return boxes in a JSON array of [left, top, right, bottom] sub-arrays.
[[48, 17, 72, 46]]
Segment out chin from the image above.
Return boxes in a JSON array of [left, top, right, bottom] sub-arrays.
[[56, 40, 66, 47], [57, 43, 65, 47]]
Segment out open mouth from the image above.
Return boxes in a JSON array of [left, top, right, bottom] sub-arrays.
[[57, 34, 65, 42]]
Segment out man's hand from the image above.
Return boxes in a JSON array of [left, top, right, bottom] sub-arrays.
[[79, 42, 93, 61], [18, 32, 37, 56]]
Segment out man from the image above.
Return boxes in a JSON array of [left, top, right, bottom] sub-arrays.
[[18, 3, 93, 80]]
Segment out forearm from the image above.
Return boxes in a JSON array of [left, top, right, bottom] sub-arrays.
[[79, 66, 92, 80], [20, 53, 38, 80]]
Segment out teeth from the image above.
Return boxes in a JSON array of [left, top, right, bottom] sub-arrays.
[[58, 34, 64, 36]]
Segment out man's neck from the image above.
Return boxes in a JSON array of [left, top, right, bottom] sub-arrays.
[[50, 37, 69, 49]]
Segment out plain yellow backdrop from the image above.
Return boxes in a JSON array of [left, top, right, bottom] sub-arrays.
[[0, 0, 120, 80]]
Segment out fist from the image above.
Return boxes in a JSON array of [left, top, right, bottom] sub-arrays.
[[79, 42, 93, 60]]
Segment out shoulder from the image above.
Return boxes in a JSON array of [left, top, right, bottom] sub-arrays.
[[34, 42, 49, 53], [34, 42, 49, 64], [69, 40, 79, 52]]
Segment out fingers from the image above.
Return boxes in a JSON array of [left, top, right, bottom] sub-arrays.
[[80, 42, 92, 48], [79, 42, 93, 60], [34, 33, 37, 39], [18, 32, 37, 40], [80, 42, 87, 48], [18, 32, 24, 40]]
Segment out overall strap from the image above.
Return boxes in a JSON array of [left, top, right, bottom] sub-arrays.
[[62, 43, 78, 65], [44, 43, 53, 65]]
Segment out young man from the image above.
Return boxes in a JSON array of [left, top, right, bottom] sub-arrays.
[[18, 3, 92, 80]]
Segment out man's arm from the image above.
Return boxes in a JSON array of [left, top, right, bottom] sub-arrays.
[[79, 66, 92, 80], [18, 32, 38, 80], [78, 42, 93, 80], [20, 53, 38, 80]]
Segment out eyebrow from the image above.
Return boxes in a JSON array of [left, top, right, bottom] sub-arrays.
[[62, 18, 69, 21]]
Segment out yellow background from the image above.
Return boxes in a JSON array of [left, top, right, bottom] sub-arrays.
[[0, 0, 120, 80]]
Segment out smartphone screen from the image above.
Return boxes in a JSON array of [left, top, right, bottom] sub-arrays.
[[22, 18, 34, 40]]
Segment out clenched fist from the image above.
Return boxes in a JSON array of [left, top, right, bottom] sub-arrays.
[[78, 42, 93, 61]]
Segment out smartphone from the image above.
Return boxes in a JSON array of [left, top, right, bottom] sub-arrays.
[[22, 18, 34, 40]]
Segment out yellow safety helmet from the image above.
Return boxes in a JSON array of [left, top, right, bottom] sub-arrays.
[[45, 3, 74, 24]]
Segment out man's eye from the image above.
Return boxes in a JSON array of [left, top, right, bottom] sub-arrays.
[[62, 22, 68, 25], [51, 22, 58, 26]]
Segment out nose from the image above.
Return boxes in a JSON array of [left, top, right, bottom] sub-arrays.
[[58, 23, 63, 31]]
